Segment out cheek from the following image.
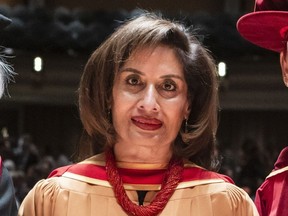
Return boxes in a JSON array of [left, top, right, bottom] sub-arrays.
[[112, 96, 123, 121], [113, 91, 134, 111], [112, 89, 121, 127], [170, 96, 189, 114], [166, 101, 188, 126], [112, 91, 134, 124]]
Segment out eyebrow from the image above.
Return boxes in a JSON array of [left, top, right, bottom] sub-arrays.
[[120, 67, 185, 81], [119, 68, 144, 75]]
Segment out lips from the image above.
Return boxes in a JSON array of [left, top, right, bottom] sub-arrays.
[[132, 116, 163, 130]]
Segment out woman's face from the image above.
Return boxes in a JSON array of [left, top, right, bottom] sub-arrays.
[[112, 45, 190, 151]]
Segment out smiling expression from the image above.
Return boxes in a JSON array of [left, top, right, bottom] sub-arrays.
[[112, 45, 190, 150]]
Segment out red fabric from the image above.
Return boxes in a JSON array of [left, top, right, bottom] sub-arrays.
[[256, 0, 288, 11], [255, 147, 288, 216], [237, 11, 288, 53], [274, 146, 288, 170], [48, 164, 79, 178], [237, 0, 288, 53], [48, 162, 234, 185]]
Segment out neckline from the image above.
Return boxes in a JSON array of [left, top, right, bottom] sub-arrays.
[[116, 161, 169, 170], [82, 153, 170, 169], [105, 148, 184, 216], [81, 153, 198, 170]]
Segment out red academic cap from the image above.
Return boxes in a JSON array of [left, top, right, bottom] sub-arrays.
[[237, 0, 288, 53]]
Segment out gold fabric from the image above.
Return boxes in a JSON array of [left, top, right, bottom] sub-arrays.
[[18, 155, 259, 216]]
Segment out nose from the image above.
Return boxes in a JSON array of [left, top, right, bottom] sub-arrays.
[[138, 85, 159, 113]]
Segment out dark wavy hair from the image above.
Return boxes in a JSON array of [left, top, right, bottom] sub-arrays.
[[76, 12, 220, 170]]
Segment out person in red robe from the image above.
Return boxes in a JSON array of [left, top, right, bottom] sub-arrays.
[[237, 0, 288, 215], [255, 147, 288, 216]]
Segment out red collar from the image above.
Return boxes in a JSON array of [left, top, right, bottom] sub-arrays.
[[49, 160, 233, 185]]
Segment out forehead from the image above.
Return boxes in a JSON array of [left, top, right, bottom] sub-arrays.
[[127, 45, 180, 63], [125, 45, 182, 69], [129, 44, 160, 58]]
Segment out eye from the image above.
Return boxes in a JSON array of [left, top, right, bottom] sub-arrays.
[[126, 76, 141, 86], [124, 74, 145, 88], [162, 80, 176, 91]]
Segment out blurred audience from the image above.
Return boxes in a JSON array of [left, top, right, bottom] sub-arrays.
[[0, 131, 72, 203], [13, 134, 40, 172], [219, 138, 274, 200], [237, 138, 267, 199]]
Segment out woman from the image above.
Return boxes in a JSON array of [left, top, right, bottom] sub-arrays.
[[18, 13, 258, 216]]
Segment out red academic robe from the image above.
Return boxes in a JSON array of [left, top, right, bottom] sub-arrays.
[[255, 146, 288, 216]]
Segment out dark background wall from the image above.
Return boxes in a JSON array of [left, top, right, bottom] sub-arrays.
[[0, 0, 254, 13]]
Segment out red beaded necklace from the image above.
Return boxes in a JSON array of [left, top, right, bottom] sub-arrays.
[[105, 149, 184, 216]]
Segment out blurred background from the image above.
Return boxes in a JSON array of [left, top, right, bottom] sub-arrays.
[[0, 0, 287, 202]]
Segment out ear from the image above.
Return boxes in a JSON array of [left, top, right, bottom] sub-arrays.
[[184, 103, 191, 120], [280, 51, 288, 87]]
